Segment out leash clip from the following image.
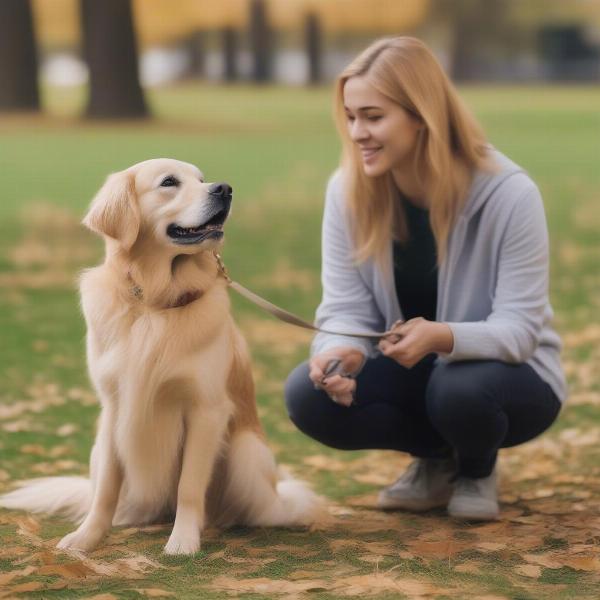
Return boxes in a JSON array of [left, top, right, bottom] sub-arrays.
[[213, 252, 232, 284]]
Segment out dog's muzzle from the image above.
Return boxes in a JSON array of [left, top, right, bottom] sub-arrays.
[[167, 182, 232, 245]]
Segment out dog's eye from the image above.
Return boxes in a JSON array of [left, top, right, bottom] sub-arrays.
[[160, 176, 179, 188]]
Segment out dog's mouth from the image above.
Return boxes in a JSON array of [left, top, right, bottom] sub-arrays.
[[167, 208, 229, 245]]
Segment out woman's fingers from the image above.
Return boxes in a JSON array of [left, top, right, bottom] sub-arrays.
[[322, 374, 355, 395], [379, 336, 404, 354], [324, 375, 355, 406], [332, 392, 354, 407], [309, 364, 325, 386], [379, 334, 418, 367], [309, 350, 363, 405]]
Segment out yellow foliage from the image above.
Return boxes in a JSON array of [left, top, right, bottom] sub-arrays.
[[32, 0, 80, 47], [32, 0, 431, 49], [314, 0, 429, 33], [134, 0, 248, 46]]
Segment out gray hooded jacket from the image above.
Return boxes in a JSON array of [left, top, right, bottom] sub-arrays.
[[311, 149, 567, 403]]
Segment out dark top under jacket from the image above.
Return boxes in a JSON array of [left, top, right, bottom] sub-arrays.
[[392, 197, 438, 322]]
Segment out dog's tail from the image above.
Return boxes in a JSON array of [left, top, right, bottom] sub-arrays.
[[272, 471, 327, 526], [222, 431, 326, 528], [0, 477, 91, 524]]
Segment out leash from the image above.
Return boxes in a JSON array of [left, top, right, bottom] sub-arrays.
[[213, 252, 390, 340]]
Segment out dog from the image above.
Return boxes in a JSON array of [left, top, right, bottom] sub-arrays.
[[0, 159, 322, 555]]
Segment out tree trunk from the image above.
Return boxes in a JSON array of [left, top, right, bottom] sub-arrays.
[[0, 0, 40, 112], [305, 13, 322, 85], [433, 0, 516, 82], [186, 30, 206, 79], [249, 0, 272, 83], [80, 0, 149, 119], [222, 27, 239, 82]]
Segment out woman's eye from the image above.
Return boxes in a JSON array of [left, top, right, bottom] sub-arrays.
[[346, 115, 355, 122], [160, 176, 179, 187], [367, 115, 382, 122]]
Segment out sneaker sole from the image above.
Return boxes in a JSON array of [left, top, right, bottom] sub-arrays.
[[377, 492, 451, 512], [447, 507, 500, 521]]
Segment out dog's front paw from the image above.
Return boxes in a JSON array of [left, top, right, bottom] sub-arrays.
[[164, 531, 200, 555], [57, 524, 106, 553]]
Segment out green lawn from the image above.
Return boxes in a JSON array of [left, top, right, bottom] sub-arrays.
[[0, 83, 599, 599]]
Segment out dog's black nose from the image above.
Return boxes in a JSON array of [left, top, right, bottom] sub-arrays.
[[208, 182, 232, 200]]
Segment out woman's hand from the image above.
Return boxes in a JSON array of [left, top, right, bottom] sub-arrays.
[[378, 318, 454, 368], [309, 347, 365, 407]]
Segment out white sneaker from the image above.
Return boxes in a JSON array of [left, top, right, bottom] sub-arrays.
[[447, 469, 500, 521], [377, 457, 455, 511]]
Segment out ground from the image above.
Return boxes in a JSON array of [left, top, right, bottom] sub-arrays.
[[0, 85, 599, 599]]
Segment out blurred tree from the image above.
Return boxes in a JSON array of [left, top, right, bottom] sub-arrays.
[[222, 27, 239, 81], [539, 25, 599, 81], [185, 30, 206, 78], [81, 0, 148, 118], [249, 0, 272, 82], [431, 0, 524, 81], [305, 12, 322, 84], [0, 0, 40, 112]]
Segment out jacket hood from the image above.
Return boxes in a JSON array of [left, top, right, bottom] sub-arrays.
[[462, 148, 527, 221]]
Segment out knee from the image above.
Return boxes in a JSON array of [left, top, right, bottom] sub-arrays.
[[426, 362, 497, 425]]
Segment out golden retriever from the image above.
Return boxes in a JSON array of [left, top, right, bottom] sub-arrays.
[[0, 159, 322, 555]]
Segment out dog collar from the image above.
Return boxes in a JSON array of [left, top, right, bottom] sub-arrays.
[[126, 271, 201, 310]]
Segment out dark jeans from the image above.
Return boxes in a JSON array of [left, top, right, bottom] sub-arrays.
[[284, 355, 561, 478]]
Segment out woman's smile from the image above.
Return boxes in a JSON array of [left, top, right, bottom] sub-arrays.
[[360, 146, 382, 161]]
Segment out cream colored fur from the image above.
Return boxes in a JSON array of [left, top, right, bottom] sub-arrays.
[[0, 159, 323, 555]]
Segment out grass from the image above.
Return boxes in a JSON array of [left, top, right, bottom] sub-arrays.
[[0, 83, 599, 598]]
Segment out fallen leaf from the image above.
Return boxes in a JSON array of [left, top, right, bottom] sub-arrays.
[[211, 576, 327, 595], [303, 454, 348, 471], [515, 564, 542, 578], [57, 423, 79, 436], [352, 472, 394, 486], [475, 542, 506, 552], [454, 561, 482, 574], [407, 539, 471, 560], [357, 554, 383, 564], [288, 569, 326, 580], [333, 574, 446, 597], [522, 553, 562, 569], [561, 555, 600, 572], [0, 566, 35, 586], [16, 515, 41, 536], [38, 561, 96, 578], [8, 581, 44, 593]]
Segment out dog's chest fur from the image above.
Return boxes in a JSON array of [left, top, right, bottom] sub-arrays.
[[83, 268, 231, 393], [81, 267, 234, 502]]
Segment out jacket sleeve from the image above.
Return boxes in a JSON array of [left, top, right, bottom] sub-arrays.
[[444, 185, 549, 363], [310, 172, 383, 359]]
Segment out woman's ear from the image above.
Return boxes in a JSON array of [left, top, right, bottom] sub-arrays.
[[82, 170, 140, 251]]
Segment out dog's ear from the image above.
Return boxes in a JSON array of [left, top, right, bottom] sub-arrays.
[[82, 170, 140, 251]]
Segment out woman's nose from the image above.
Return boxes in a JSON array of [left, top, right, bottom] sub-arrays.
[[349, 119, 369, 142]]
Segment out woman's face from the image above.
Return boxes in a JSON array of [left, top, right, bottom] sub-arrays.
[[343, 76, 422, 177]]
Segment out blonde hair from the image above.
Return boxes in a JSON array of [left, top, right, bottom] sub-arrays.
[[334, 36, 493, 267]]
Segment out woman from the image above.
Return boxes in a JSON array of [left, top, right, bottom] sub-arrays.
[[285, 37, 566, 521]]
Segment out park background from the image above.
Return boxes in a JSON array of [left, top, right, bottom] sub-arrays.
[[1, 0, 599, 598]]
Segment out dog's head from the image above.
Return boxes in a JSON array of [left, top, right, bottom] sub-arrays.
[[83, 158, 232, 254]]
